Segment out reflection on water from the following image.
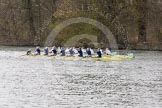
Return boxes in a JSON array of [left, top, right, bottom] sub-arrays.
[[0, 47, 162, 108]]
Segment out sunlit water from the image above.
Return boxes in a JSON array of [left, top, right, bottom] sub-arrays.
[[0, 46, 162, 108]]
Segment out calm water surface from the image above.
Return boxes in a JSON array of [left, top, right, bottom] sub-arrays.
[[0, 46, 162, 108]]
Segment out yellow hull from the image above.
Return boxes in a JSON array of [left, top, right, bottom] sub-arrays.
[[23, 54, 134, 61], [91, 55, 134, 61]]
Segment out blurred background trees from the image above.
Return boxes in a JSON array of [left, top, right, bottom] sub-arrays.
[[0, 0, 162, 50]]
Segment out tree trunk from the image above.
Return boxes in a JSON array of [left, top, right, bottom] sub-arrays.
[[137, 0, 147, 43]]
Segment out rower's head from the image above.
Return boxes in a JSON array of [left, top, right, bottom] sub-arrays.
[[36, 47, 40, 49]]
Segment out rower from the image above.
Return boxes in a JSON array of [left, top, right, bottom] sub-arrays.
[[87, 48, 92, 57], [69, 47, 75, 56], [57, 47, 61, 54], [97, 48, 102, 58], [90, 48, 94, 55], [44, 47, 49, 55], [26, 49, 32, 55], [105, 48, 111, 55], [60, 47, 65, 56], [82, 48, 86, 55], [65, 47, 70, 54], [100, 48, 103, 54], [78, 47, 83, 57], [73, 47, 78, 54], [36, 47, 41, 55], [51, 46, 57, 56]]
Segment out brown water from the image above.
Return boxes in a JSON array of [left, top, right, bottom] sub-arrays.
[[0, 46, 162, 108]]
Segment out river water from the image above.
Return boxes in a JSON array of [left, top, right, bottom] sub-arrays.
[[0, 46, 162, 108]]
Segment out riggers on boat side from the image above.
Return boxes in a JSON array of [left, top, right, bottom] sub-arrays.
[[24, 53, 134, 61], [24, 47, 134, 61]]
